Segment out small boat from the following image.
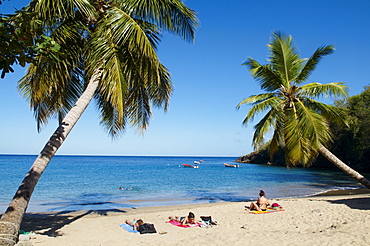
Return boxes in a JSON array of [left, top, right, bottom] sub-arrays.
[[183, 163, 199, 168], [193, 160, 204, 165], [224, 163, 239, 168]]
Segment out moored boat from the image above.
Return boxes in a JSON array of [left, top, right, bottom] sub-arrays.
[[183, 163, 199, 168], [224, 163, 239, 168]]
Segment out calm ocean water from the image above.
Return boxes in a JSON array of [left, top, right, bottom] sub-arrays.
[[0, 155, 368, 213]]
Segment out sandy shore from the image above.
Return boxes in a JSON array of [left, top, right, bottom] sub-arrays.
[[15, 189, 370, 246]]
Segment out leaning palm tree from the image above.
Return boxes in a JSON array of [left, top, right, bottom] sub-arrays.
[[0, 0, 198, 245], [237, 32, 370, 189]]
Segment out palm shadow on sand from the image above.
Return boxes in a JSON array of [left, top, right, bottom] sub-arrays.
[[20, 208, 128, 237], [328, 197, 370, 210]]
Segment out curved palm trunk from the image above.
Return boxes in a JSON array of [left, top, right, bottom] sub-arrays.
[[319, 145, 370, 189], [0, 69, 103, 246]]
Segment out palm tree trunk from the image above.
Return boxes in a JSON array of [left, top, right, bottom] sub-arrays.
[[0, 69, 103, 246], [319, 145, 370, 189]]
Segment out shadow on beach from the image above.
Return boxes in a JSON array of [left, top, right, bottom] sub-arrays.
[[314, 188, 370, 210], [20, 209, 127, 237], [328, 197, 370, 210]]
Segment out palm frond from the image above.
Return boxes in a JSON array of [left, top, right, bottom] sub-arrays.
[[300, 82, 348, 99], [252, 109, 276, 148], [268, 32, 304, 86], [96, 94, 127, 138], [295, 45, 335, 84], [85, 7, 158, 118], [17, 18, 85, 131], [236, 93, 276, 109], [283, 114, 317, 166], [148, 63, 172, 110], [118, 0, 198, 42], [242, 58, 282, 92], [30, 0, 96, 24], [87, 6, 174, 136], [302, 97, 348, 126], [269, 119, 284, 160], [239, 96, 282, 125], [283, 99, 331, 166]]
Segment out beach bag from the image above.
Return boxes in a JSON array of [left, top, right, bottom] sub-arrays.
[[137, 223, 157, 234], [200, 216, 212, 223], [200, 216, 217, 226]]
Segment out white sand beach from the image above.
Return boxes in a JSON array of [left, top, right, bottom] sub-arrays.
[[15, 190, 370, 246]]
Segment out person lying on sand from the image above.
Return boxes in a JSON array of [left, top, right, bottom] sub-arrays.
[[246, 190, 270, 212], [169, 212, 198, 225], [125, 219, 144, 231]]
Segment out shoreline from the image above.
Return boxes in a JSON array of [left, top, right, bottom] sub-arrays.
[[10, 188, 370, 245], [16, 187, 370, 218]]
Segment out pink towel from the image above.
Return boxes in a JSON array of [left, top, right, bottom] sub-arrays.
[[167, 220, 200, 228]]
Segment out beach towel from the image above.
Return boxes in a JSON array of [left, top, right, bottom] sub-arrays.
[[119, 223, 139, 233], [167, 220, 201, 228], [248, 209, 285, 214]]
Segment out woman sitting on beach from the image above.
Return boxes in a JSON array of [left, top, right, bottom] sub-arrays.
[[248, 190, 270, 212]]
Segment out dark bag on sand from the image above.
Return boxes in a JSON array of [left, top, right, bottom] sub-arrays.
[[137, 223, 157, 234], [200, 216, 217, 226], [200, 216, 212, 222]]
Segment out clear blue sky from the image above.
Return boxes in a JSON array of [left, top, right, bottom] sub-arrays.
[[1, 0, 370, 157]]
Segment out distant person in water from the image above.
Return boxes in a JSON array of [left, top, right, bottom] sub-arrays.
[[119, 187, 132, 190], [248, 190, 270, 212]]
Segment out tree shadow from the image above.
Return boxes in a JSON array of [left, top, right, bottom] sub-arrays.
[[328, 197, 370, 210], [20, 209, 127, 237]]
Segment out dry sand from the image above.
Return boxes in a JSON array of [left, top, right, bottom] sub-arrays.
[[16, 190, 370, 246]]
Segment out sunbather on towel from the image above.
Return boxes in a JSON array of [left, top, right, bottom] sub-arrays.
[[182, 212, 197, 225], [247, 190, 270, 212], [125, 219, 144, 231], [169, 212, 197, 225]]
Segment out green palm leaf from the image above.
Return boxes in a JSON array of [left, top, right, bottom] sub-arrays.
[[242, 59, 282, 92], [300, 82, 348, 99], [295, 45, 335, 84], [119, 0, 198, 42], [268, 32, 304, 87], [239, 95, 281, 125]]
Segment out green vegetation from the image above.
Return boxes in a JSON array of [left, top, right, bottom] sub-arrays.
[[237, 32, 370, 189], [237, 85, 370, 172], [326, 85, 370, 171], [0, 1, 198, 245], [0, 7, 62, 78]]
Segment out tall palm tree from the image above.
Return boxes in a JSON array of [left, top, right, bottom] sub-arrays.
[[0, 1, 198, 245], [237, 32, 370, 189]]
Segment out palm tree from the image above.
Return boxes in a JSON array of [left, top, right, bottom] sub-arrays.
[[237, 32, 370, 189], [0, 0, 198, 245]]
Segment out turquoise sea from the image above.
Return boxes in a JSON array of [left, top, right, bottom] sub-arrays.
[[0, 155, 368, 213]]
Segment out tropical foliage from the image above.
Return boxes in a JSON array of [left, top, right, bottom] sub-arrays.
[[326, 85, 370, 171], [237, 32, 348, 166], [0, 1, 198, 245], [237, 32, 370, 189], [0, 8, 61, 78], [237, 85, 370, 172]]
